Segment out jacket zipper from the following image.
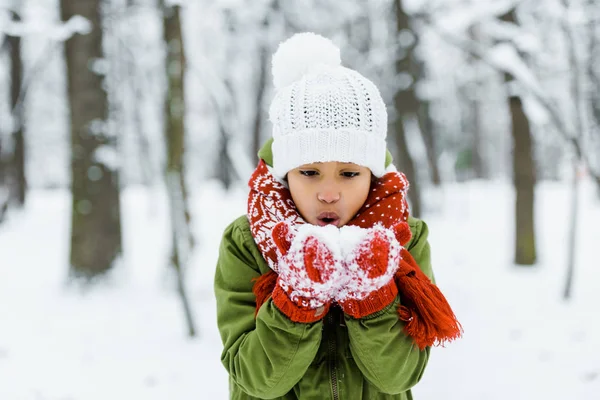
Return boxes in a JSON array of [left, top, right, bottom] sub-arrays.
[[327, 312, 339, 400]]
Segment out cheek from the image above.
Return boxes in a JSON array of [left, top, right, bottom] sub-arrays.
[[287, 177, 312, 214], [345, 177, 371, 214], [355, 178, 372, 204]]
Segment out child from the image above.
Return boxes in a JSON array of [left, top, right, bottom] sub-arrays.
[[214, 32, 462, 400]]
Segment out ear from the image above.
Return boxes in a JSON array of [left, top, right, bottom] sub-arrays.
[[272, 222, 292, 255], [393, 221, 412, 247]]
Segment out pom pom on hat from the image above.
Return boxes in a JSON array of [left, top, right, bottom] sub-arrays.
[[271, 32, 341, 90]]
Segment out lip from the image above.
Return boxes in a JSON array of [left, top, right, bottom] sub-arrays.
[[316, 211, 341, 227]]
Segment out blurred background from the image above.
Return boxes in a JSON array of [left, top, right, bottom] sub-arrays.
[[1, 0, 599, 399]]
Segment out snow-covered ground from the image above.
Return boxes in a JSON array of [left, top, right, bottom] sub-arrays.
[[1, 179, 599, 400]]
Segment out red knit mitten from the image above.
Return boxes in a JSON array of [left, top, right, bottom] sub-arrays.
[[336, 222, 411, 319], [271, 222, 343, 323]]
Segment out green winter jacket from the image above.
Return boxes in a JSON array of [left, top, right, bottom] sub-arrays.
[[214, 142, 434, 399]]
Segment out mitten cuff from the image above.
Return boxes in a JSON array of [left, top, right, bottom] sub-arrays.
[[339, 280, 398, 319], [272, 283, 330, 323]]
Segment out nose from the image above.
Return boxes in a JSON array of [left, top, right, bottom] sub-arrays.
[[317, 184, 341, 204]]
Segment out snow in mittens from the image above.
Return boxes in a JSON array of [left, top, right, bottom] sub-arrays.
[[276, 223, 402, 307], [276, 224, 344, 308], [338, 224, 402, 301]]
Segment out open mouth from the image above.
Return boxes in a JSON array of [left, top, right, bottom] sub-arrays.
[[316, 212, 340, 227]]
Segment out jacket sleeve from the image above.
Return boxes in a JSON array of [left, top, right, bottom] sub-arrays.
[[214, 219, 324, 399], [344, 218, 433, 394]]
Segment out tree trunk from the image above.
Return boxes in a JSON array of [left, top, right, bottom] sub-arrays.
[[471, 96, 485, 179], [586, 1, 600, 197], [393, 119, 422, 217], [500, 9, 536, 266], [417, 99, 441, 185], [8, 11, 26, 206], [214, 77, 235, 190], [0, 136, 7, 222], [563, 161, 581, 299], [1, 9, 26, 211], [561, 0, 586, 298], [457, 82, 484, 181], [509, 94, 536, 265], [218, 126, 233, 190], [394, 0, 424, 217], [413, 47, 441, 186], [468, 25, 486, 180], [62, 0, 122, 278], [163, 4, 196, 337], [252, 33, 269, 166], [164, 4, 193, 251]]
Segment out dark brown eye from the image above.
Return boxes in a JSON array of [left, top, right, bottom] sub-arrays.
[[299, 170, 318, 177], [342, 172, 360, 178]]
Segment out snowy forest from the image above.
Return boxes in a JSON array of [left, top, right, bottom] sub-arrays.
[[1, 0, 599, 399]]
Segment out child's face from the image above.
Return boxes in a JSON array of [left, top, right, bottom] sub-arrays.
[[287, 161, 372, 227]]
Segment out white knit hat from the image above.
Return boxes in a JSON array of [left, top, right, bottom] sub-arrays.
[[268, 32, 388, 179]]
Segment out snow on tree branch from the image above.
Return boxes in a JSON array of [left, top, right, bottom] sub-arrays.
[[428, 0, 523, 33], [0, 12, 91, 41], [417, 14, 547, 99], [483, 18, 540, 53], [52, 15, 93, 41], [488, 43, 544, 94]]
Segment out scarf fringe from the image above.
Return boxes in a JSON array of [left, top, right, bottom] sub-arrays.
[[395, 250, 463, 350], [252, 270, 278, 316]]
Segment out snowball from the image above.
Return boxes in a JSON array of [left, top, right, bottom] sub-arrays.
[[271, 32, 341, 90]]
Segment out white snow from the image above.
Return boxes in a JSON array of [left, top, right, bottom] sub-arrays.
[[1, 178, 598, 399], [288, 223, 343, 258], [338, 224, 370, 254]]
